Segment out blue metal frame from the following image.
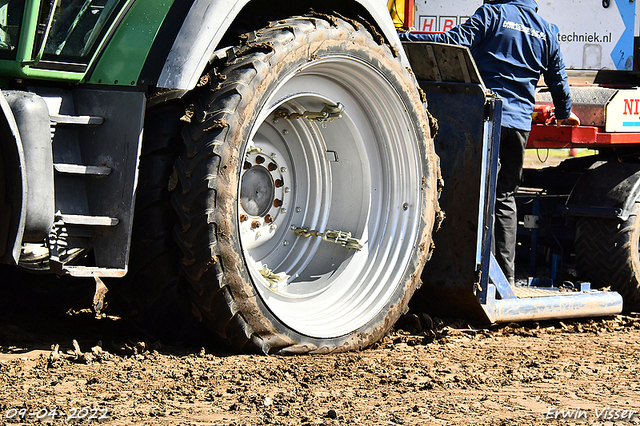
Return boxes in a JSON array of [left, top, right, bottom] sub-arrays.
[[476, 97, 502, 305]]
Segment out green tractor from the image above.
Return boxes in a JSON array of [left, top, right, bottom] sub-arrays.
[[0, 0, 441, 353]]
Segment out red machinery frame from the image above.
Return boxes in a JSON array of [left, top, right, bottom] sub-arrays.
[[528, 103, 640, 149], [528, 124, 640, 149]]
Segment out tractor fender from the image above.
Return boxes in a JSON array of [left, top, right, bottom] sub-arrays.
[[565, 161, 640, 221], [0, 91, 54, 264], [156, 0, 406, 91]]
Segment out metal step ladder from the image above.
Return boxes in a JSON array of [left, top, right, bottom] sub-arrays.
[[35, 87, 145, 277]]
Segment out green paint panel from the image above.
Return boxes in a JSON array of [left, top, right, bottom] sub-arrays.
[[88, 0, 174, 85]]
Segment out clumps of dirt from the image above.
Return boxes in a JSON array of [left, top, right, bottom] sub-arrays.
[[495, 313, 640, 337], [45, 339, 165, 370], [386, 311, 487, 346], [387, 310, 640, 347], [0, 310, 638, 425], [47, 340, 112, 368]]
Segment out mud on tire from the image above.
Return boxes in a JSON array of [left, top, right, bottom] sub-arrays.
[[171, 16, 440, 354]]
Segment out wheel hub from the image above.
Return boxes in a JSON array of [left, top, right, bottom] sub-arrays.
[[241, 165, 274, 217], [239, 147, 289, 250]]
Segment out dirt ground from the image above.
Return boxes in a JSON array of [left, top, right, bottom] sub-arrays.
[[0, 150, 637, 426], [0, 268, 638, 426]]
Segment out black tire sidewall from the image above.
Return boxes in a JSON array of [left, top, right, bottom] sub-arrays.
[[575, 202, 640, 306]]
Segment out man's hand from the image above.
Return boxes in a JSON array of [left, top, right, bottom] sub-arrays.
[[556, 111, 580, 127]]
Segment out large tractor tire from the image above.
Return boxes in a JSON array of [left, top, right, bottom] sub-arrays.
[[108, 102, 197, 339], [575, 202, 640, 307], [172, 16, 440, 354]]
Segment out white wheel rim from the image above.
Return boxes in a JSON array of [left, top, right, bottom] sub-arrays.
[[238, 57, 424, 338]]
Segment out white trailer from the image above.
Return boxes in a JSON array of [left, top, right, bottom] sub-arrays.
[[413, 0, 638, 71]]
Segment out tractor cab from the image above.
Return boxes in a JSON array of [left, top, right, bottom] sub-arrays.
[[0, 0, 126, 79]]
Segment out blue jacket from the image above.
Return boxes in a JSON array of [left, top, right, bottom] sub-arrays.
[[399, 0, 571, 131]]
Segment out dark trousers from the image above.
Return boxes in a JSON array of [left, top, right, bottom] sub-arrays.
[[493, 127, 529, 285]]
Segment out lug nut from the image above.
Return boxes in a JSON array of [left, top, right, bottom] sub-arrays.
[[240, 214, 248, 222], [256, 155, 265, 164], [243, 161, 252, 170], [273, 199, 283, 208], [275, 179, 284, 188], [264, 214, 274, 224], [268, 162, 277, 171], [251, 220, 261, 229]]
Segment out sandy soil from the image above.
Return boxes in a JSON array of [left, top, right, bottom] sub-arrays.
[[0, 270, 639, 426], [0, 148, 635, 425]]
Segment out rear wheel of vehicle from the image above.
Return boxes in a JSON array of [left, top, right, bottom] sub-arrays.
[[172, 16, 440, 354], [575, 201, 640, 306]]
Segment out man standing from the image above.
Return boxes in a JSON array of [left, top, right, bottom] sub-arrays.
[[399, 0, 579, 285]]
